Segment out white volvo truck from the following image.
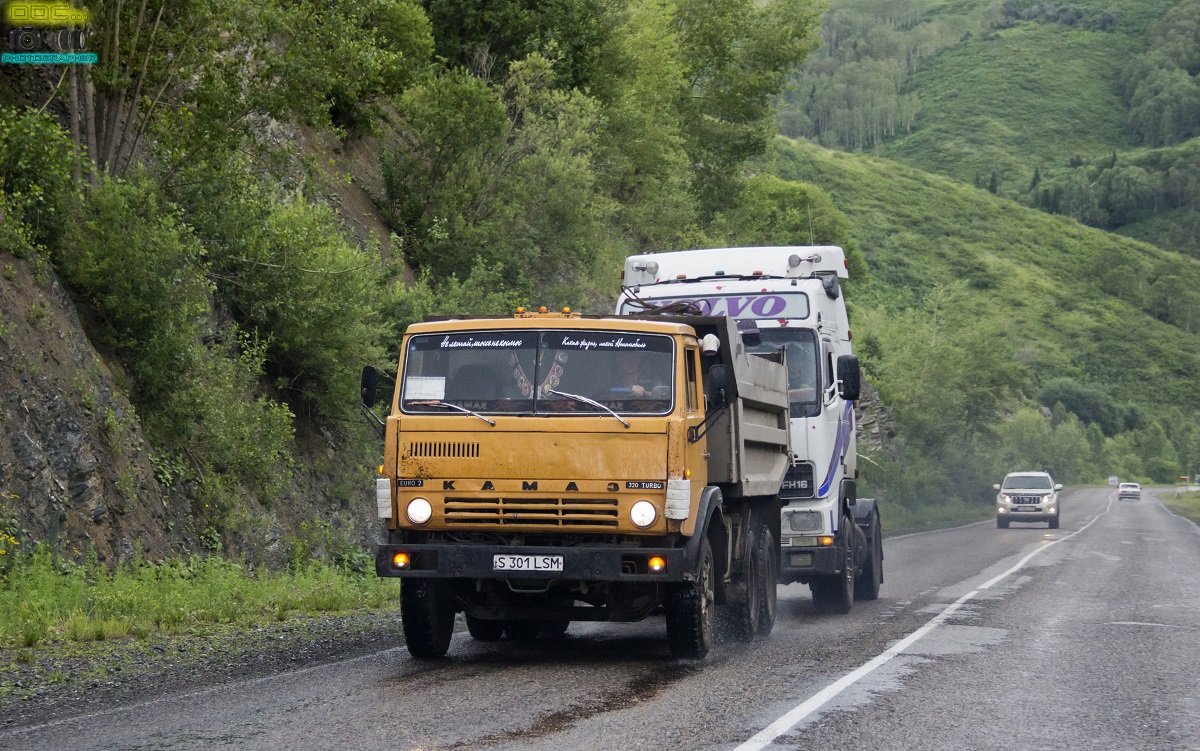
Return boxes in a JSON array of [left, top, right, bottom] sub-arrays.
[[617, 246, 882, 611]]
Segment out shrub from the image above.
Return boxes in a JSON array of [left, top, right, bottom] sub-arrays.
[[219, 196, 383, 419], [152, 331, 295, 507], [58, 173, 212, 406], [0, 106, 75, 251]]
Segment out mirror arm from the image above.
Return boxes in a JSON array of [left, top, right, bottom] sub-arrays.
[[360, 403, 385, 439], [688, 402, 728, 443]]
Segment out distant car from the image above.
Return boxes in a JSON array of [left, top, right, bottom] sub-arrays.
[[994, 471, 1063, 529], [1118, 482, 1141, 501]]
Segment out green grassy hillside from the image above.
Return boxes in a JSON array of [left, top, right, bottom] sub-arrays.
[[881, 23, 1136, 190], [763, 135, 1200, 417], [761, 135, 1200, 502], [778, 0, 1197, 254]]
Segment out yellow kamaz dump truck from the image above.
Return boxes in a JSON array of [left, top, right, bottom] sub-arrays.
[[361, 310, 791, 659]]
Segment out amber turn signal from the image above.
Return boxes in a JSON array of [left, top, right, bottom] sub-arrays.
[[648, 556, 666, 573], [818, 536, 835, 546], [392, 552, 410, 569]]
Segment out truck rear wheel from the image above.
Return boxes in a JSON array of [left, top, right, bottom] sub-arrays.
[[401, 580, 455, 658], [812, 515, 855, 614], [466, 615, 504, 642], [854, 510, 882, 601], [721, 523, 761, 643], [666, 536, 715, 659], [754, 519, 778, 636]]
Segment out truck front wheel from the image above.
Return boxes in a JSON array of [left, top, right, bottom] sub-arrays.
[[401, 580, 455, 658], [812, 515, 855, 614], [666, 536, 716, 659]]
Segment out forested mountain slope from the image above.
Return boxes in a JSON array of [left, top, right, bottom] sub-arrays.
[[761, 136, 1200, 505], [0, 0, 837, 560], [777, 0, 1200, 256]]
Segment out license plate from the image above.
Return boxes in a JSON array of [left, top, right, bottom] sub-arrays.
[[493, 554, 564, 572], [1017, 506, 1038, 512]]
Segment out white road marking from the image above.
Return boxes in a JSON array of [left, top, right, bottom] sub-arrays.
[[733, 497, 1114, 751]]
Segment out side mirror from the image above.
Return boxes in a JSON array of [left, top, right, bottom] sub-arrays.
[[993, 484, 1001, 491], [1054, 483, 1063, 491], [361, 366, 378, 408], [821, 274, 841, 299], [836, 354, 861, 401], [707, 363, 731, 410]]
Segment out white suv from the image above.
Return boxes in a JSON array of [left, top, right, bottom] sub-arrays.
[[994, 472, 1063, 529]]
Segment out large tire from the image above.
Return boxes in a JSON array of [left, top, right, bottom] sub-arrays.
[[1049, 516, 1060, 530], [539, 619, 571, 637], [997, 517, 1009, 529], [854, 511, 883, 601], [465, 615, 504, 642], [720, 522, 761, 643], [812, 515, 855, 614], [401, 580, 455, 659], [666, 536, 716, 659], [754, 520, 778, 636]]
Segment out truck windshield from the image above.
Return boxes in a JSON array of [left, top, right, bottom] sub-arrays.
[[400, 330, 674, 416], [745, 329, 820, 418], [1003, 475, 1053, 490]]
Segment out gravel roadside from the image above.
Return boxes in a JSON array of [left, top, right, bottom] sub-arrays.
[[0, 604, 404, 729]]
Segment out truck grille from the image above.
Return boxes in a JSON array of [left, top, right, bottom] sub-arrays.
[[407, 442, 480, 458], [443, 497, 620, 527], [781, 463, 815, 500], [1009, 494, 1044, 504]]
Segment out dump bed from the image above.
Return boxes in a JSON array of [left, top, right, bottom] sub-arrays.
[[653, 315, 789, 498]]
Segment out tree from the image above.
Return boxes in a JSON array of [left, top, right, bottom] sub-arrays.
[[1139, 421, 1180, 482], [63, 0, 428, 183], [710, 174, 867, 278]]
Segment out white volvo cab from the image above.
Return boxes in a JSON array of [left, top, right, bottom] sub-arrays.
[[995, 471, 1063, 529], [617, 246, 883, 611]]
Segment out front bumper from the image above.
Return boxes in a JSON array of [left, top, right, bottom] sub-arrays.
[[376, 542, 692, 582], [779, 544, 844, 583], [997, 504, 1057, 521]]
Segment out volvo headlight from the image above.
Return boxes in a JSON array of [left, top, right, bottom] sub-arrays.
[[630, 500, 657, 528], [788, 510, 822, 532], [406, 498, 433, 525]]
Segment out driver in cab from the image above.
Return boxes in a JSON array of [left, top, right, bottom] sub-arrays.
[[617, 350, 655, 397]]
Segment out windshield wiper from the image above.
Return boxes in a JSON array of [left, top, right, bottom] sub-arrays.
[[547, 389, 630, 428], [411, 400, 496, 426]]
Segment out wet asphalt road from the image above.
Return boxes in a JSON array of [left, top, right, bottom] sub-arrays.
[[4, 487, 1198, 750]]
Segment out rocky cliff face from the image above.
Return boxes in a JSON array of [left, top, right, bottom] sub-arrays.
[[0, 252, 191, 562], [855, 380, 897, 453]]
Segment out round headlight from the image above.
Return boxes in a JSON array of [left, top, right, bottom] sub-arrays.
[[630, 500, 657, 528], [406, 498, 432, 525]]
